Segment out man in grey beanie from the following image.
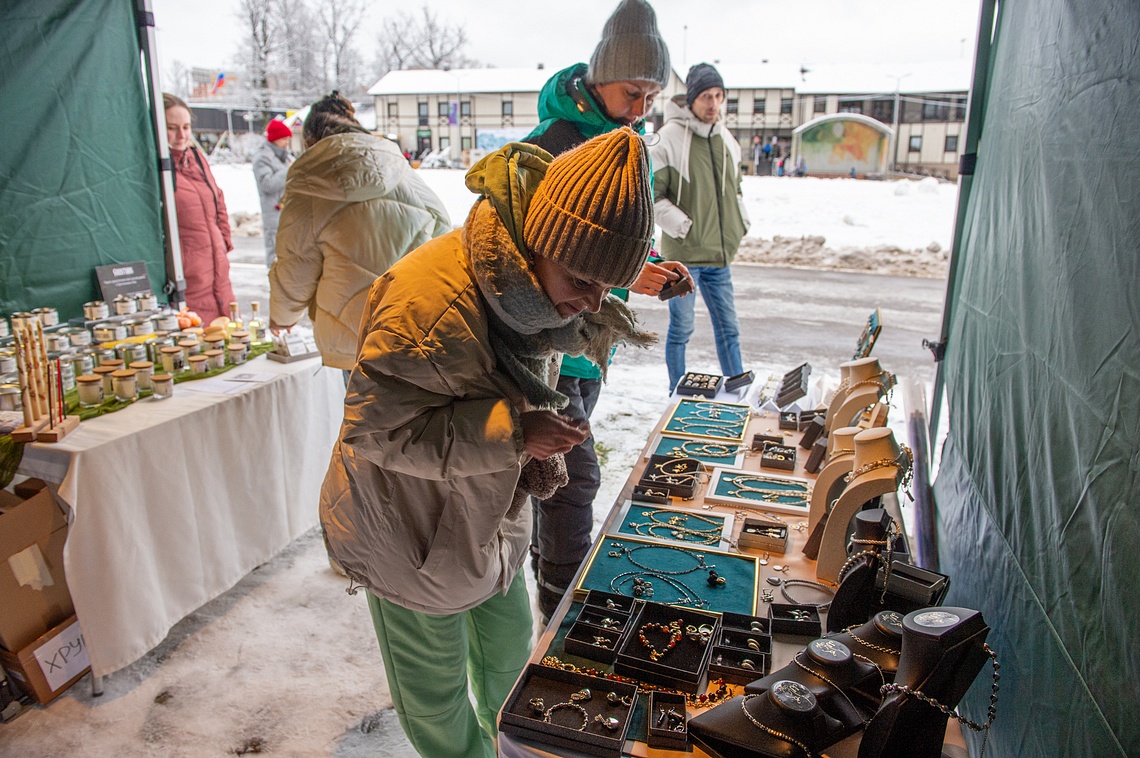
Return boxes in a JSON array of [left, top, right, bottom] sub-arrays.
[[523, 0, 692, 624], [650, 62, 751, 392]]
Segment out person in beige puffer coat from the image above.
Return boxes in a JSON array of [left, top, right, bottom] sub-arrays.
[[269, 93, 451, 369], [320, 129, 657, 758]]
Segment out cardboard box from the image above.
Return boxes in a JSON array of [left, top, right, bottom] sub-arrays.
[[0, 615, 89, 705], [0, 481, 74, 652]]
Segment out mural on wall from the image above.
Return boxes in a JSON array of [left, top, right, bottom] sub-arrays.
[[796, 117, 888, 175]]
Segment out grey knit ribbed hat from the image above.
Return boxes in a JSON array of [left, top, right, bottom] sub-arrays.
[[586, 0, 671, 87], [685, 63, 725, 106], [523, 128, 653, 289]]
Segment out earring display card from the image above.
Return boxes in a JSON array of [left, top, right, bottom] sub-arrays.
[[499, 664, 636, 758], [614, 501, 734, 549], [651, 433, 746, 468], [661, 398, 751, 443], [675, 371, 724, 398], [706, 468, 812, 517], [574, 534, 760, 616]]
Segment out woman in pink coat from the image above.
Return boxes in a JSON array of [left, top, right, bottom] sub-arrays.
[[164, 93, 235, 324]]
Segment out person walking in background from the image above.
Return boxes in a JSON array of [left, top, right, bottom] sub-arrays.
[[320, 129, 657, 758], [650, 63, 750, 391], [253, 118, 293, 268], [523, 0, 689, 623], [269, 92, 451, 373], [163, 93, 234, 325]]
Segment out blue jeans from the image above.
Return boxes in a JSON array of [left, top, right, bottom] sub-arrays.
[[666, 265, 743, 391]]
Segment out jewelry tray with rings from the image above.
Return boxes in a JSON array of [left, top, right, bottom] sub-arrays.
[[499, 663, 637, 758], [573, 535, 760, 616], [564, 595, 634, 665], [649, 433, 747, 468], [708, 613, 774, 685], [660, 398, 751, 443], [613, 600, 721, 693], [615, 501, 735, 550], [705, 468, 812, 517]]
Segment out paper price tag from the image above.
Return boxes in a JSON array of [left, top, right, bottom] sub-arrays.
[[32, 620, 89, 691]]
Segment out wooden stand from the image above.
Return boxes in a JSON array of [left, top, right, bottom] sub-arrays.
[[829, 385, 885, 434], [34, 415, 81, 442], [806, 427, 861, 530]]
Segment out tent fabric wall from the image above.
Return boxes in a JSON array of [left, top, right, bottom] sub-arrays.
[[934, 0, 1140, 755], [0, 0, 166, 320]]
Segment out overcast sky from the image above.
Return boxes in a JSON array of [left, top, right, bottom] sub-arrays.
[[152, 0, 982, 82]]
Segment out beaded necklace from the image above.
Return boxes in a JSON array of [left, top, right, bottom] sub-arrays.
[[627, 510, 722, 544], [540, 655, 734, 708]]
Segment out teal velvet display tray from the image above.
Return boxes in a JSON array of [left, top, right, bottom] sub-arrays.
[[575, 534, 758, 616], [661, 399, 751, 443], [615, 501, 734, 549], [650, 433, 747, 468], [704, 468, 812, 519]]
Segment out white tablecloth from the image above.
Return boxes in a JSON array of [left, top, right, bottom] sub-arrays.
[[18, 356, 345, 676]]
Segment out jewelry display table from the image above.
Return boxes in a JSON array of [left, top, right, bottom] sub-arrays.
[[500, 389, 964, 758], [17, 355, 345, 677]]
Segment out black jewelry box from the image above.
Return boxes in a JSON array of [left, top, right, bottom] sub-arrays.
[[768, 602, 822, 638], [759, 443, 797, 471], [720, 612, 771, 635], [564, 621, 623, 665], [614, 602, 719, 694], [576, 603, 632, 633], [736, 517, 790, 554], [777, 411, 799, 430], [751, 432, 784, 450], [798, 415, 827, 450], [723, 370, 755, 393], [875, 561, 951, 611], [675, 371, 724, 398], [581, 590, 636, 616], [646, 691, 689, 750], [708, 645, 770, 685], [500, 664, 636, 758], [796, 408, 825, 430], [719, 626, 773, 655], [637, 454, 700, 499], [804, 436, 828, 474], [631, 485, 670, 505]]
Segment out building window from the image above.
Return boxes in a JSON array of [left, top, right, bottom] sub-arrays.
[[461, 136, 472, 151], [780, 97, 793, 115], [726, 99, 738, 115], [909, 135, 922, 152], [387, 102, 398, 118], [951, 97, 967, 122], [438, 101, 450, 118], [417, 102, 428, 126], [440, 136, 450, 150], [945, 135, 959, 153], [922, 99, 950, 121], [753, 97, 765, 114], [502, 100, 513, 117], [813, 96, 826, 114], [870, 99, 893, 123], [460, 100, 471, 117]]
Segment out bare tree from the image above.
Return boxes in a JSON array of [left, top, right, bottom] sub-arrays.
[[277, 0, 321, 98], [373, 7, 479, 80], [166, 59, 190, 98], [237, 0, 276, 113], [316, 0, 366, 94]]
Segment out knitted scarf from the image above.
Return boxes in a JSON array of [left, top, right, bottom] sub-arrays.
[[463, 142, 657, 512]]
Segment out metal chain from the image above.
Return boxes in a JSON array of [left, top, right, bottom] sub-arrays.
[[739, 695, 818, 758]]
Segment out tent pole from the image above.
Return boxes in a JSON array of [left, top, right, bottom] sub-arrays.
[[135, 0, 186, 312], [928, 0, 999, 442]]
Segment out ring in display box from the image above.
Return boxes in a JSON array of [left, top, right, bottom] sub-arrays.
[[705, 468, 812, 518], [649, 433, 747, 468], [661, 398, 751, 443], [574, 535, 760, 616], [499, 663, 637, 758], [613, 501, 735, 549]]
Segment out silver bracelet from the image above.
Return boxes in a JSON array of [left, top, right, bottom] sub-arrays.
[[780, 578, 836, 611]]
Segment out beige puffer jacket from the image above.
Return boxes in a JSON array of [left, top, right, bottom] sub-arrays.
[[270, 132, 452, 369], [320, 227, 533, 614]]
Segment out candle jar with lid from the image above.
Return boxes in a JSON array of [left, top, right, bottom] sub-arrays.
[[187, 354, 209, 375], [76, 375, 104, 407], [159, 345, 185, 374], [129, 360, 154, 390], [92, 366, 117, 397], [227, 341, 248, 365], [112, 294, 137, 316], [111, 369, 139, 402], [151, 373, 174, 400]]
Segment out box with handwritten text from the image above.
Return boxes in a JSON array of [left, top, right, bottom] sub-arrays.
[[0, 615, 89, 704]]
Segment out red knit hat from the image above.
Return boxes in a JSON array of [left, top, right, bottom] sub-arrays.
[[266, 119, 292, 142]]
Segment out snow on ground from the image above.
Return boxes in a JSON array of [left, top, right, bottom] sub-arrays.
[[214, 163, 959, 278]]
